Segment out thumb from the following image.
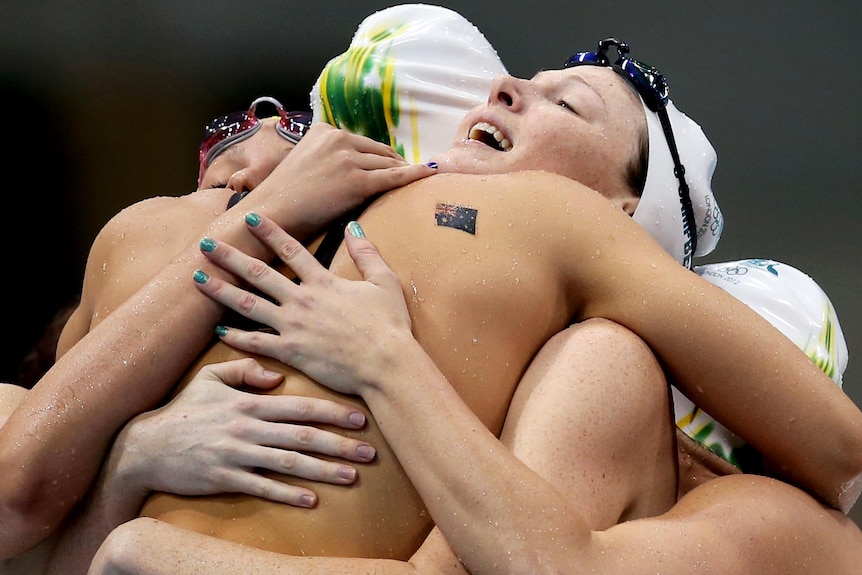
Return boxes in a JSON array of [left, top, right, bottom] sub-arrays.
[[343, 222, 401, 293], [201, 358, 285, 391]]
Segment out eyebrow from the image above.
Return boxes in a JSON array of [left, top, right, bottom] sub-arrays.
[[533, 69, 607, 108]]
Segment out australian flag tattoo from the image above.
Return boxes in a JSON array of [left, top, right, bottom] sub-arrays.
[[435, 202, 478, 235]]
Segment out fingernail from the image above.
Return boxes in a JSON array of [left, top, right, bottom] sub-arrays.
[[299, 494, 316, 508], [193, 270, 210, 284], [245, 212, 261, 227], [426, 161, 438, 169], [347, 221, 365, 238], [215, 325, 228, 337], [338, 466, 357, 481], [199, 237, 217, 252], [348, 411, 366, 427], [356, 444, 376, 461]]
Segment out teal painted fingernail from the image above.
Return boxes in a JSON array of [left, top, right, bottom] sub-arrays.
[[347, 221, 365, 238], [245, 212, 261, 227], [215, 325, 228, 337], [193, 269, 209, 284], [199, 237, 217, 252]]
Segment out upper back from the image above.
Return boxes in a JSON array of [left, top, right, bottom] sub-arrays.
[[329, 171, 620, 431]]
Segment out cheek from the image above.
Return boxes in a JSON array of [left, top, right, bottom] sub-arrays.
[[545, 142, 618, 191]]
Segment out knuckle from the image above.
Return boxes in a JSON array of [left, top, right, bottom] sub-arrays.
[[293, 426, 315, 446], [276, 238, 305, 262], [278, 450, 299, 471], [338, 439, 356, 459], [232, 397, 257, 417], [244, 331, 268, 354], [236, 291, 258, 313], [245, 259, 269, 280], [208, 467, 232, 489], [294, 292, 317, 311], [292, 397, 315, 419], [250, 481, 272, 500], [224, 418, 251, 439]]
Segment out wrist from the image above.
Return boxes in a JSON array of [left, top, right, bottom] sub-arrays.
[[364, 331, 441, 401], [98, 427, 152, 520]]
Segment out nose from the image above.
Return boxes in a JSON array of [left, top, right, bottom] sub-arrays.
[[226, 168, 259, 194], [488, 74, 531, 111]]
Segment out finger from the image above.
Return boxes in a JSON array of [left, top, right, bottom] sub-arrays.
[[347, 132, 406, 160], [199, 358, 283, 390], [343, 224, 403, 295], [223, 447, 357, 490], [253, 421, 376, 462], [242, 214, 331, 285], [246, 390, 368, 430], [194, 270, 287, 331], [213, 325, 296, 366], [198, 235, 297, 304], [368, 163, 437, 191], [352, 151, 410, 171], [241, 446, 361, 486], [214, 469, 321, 508]]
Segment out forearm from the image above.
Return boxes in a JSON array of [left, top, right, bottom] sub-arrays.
[[0, 210, 267, 557], [93, 518, 419, 575], [45, 450, 149, 575], [622, 271, 862, 511], [361, 336, 591, 574]]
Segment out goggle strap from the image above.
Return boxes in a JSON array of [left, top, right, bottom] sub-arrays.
[[657, 108, 698, 264]]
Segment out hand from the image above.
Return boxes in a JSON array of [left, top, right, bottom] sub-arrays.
[[247, 123, 436, 241], [192, 214, 414, 397], [108, 358, 377, 509]]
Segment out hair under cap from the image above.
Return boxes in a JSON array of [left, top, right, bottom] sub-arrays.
[[633, 99, 723, 266]]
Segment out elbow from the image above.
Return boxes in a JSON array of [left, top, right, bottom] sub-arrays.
[[0, 477, 65, 558]]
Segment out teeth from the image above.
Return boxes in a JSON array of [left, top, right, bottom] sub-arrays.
[[469, 121, 512, 151]]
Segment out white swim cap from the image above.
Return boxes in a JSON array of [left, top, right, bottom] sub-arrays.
[[310, 3, 507, 164], [633, 99, 723, 267], [564, 39, 723, 267], [673, 259, 848, 469]]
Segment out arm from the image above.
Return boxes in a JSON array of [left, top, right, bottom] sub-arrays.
[[183, 216, 675, 572], [0, 125, 435, 558], [87, 319, 675, 575], [45, 358, 377, 575], [191, 215, 862, 573], [193, 195, 862, 513]]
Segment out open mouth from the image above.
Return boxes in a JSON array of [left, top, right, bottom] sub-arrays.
[[469, 122, 512, 152]]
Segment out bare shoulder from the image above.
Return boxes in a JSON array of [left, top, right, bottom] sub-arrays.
[[78, 191, 229, 331], [586, 474, 862, 573], [365, 170, 627, 260], [101, 191, 226, 244], [391, 170, 607, 209], [672, 474, 862, 571]]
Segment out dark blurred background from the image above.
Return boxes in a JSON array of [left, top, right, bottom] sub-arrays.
[[2, 1, 860, 525]]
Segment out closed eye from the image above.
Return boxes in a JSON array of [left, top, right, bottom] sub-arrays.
[[558, 100, 577, 114]]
